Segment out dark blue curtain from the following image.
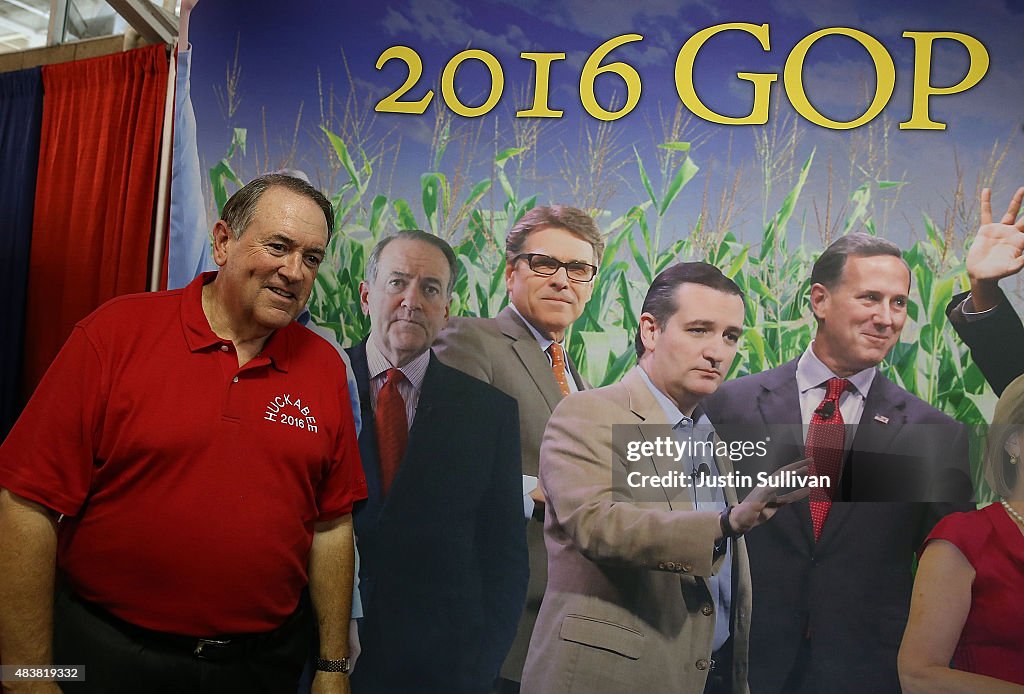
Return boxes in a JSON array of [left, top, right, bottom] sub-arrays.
[[0, 67, 43, 438]]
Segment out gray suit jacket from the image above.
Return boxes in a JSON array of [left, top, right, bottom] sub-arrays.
[[435, 305, 587, 477], [521, 368, 752, 694], [434, 305, 586, 681]]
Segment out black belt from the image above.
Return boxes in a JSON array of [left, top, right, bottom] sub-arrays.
[[64, 590, 305, 662]]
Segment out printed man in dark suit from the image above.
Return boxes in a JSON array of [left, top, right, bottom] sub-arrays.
[[704, 233, 973, 694], [346, 230, 528, 693]]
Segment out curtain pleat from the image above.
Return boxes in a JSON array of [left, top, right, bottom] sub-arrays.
[[21, 45, 168, 400]]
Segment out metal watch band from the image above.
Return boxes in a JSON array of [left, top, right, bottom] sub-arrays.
[[314, 656, 350, 673]]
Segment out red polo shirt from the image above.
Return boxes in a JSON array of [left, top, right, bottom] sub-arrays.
[[0, 272, 367, 636]]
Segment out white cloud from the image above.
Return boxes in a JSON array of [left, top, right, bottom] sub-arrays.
[[382, 0, 531, 57]]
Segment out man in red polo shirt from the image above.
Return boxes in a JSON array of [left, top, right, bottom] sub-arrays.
[[0, 174, 367, 694]]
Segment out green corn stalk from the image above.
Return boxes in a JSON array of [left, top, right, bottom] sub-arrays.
[[212, 125, 996, 504]]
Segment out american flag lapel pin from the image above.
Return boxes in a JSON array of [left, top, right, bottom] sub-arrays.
[[873, 414, 890, 425]]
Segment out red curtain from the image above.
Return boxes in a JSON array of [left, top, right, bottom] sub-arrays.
[[21, 45, 168, 399]]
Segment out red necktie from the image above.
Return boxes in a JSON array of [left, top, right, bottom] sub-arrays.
[[375, 368, 408, 496], [548, 343, 571, 397], [806, 377, 850, 540]]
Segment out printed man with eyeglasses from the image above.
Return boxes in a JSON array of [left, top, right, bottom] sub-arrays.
[[434, 205, 603, 693]]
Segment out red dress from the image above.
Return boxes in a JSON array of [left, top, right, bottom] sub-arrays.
[[922, 503, 1024, 685]]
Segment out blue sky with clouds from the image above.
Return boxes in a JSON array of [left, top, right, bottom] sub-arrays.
[[187, 0, 1024, 249]]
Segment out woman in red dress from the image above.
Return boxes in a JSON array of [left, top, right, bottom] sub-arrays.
[[898, 374, 1024, 692]]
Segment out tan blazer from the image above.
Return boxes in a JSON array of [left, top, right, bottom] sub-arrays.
[[521, 368, 752, 694], [434, 305, 587, 681]]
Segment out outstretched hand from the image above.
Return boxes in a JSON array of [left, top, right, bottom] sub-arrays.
[[730, 458, 812, 533], [967, 187, 1024, 283]]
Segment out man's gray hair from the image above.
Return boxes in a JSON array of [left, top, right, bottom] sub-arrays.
[[220, 173, 334, 243], [366, 230, 459, 296]]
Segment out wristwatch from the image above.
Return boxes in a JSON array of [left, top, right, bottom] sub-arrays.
[[314, 656, 350, 674], [719, 505, 744, 540]]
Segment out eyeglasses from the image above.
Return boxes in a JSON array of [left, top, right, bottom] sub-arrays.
[[513, 253, 598, 283]]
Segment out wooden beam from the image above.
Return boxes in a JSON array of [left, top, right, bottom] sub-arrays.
[[105, 0, 174, 44]]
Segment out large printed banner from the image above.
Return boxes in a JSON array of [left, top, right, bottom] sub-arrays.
[[182, 0, 1024, 486]]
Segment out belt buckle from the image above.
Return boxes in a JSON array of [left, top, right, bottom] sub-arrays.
[[194, 638, 232, 660]]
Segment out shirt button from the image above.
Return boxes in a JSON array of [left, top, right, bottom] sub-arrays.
[[657, 562, 667, 570], [220, 345, 229, 352], [702, 603, 714, 616], [681, 564, 693, 573], [232, 376, 239, 383], [696, 659, 709, 671]]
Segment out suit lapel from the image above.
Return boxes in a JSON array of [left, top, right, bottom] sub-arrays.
[[378, 352, 451, 509], [348, 344, 453, 517], [497, 306, 566, 409], [566, 352, 587, 391], [757, 362, 815, 548], [850, 373, 906, 458], [624, 370, 693, 512], [348, 341, 385, 511]]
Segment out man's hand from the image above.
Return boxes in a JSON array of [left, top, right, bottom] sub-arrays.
[[311, 671, 349, 694], [966, 186, 1024, 311], [729, 458, 812, 534]]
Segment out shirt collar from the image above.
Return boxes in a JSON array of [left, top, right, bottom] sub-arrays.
[[365, 337, 430, 391], [179, 271, 292, 372], [636, 366, 709, 430], [796, 341, 875, 396]]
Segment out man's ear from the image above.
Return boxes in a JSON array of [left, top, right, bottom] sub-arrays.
[[358, 280, 371, 316], [211, 221, 233, 268], [638, 313, 659, 355], [809, 283, 830, 322], [504, 262, 515, 294]]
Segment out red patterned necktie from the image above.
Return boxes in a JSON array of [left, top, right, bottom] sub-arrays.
[[548, 343, 571, 397], [806, 377, 850, 540], [375, 368, 408, 496]]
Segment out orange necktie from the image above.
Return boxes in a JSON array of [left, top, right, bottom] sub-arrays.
[[548, 343, 571, 397]]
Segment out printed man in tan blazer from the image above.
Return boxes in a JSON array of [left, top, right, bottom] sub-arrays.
[[521, 262, 808, 694], [434, 206, 603, 692]]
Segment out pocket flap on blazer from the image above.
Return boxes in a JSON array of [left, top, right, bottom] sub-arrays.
[[559, 614, 643, 659]]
